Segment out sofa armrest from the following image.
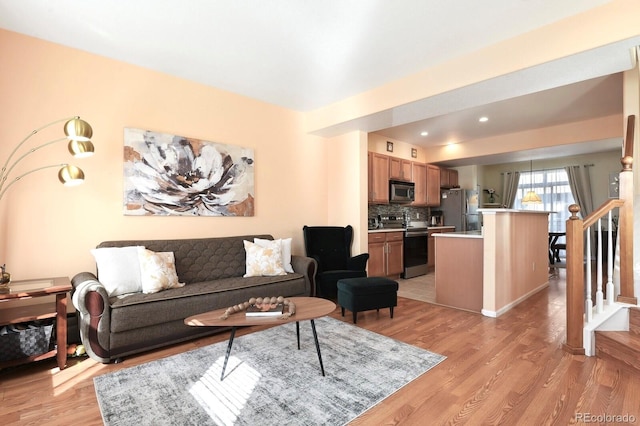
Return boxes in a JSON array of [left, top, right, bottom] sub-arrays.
[[71, 272, 112, 363], [290, 255, 317, 297], [347, 253, 369, 272]]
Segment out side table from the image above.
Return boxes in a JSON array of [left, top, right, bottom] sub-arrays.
[[0, 276, 72, 370]]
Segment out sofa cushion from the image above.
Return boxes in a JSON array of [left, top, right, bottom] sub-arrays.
[[254, 237, 294, 273], [91, 246, 144, 296], [138, 248, 185, 293], [98, 235, 274, 284], [243, 240, 287, 277], [108, 273, 307, 333]]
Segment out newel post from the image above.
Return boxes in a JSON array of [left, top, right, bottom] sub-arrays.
[[617, 153, 637, 304], [563, 204, 586, 354]]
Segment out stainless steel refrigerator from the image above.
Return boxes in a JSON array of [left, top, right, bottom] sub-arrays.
[[439, 189, 480, 231]]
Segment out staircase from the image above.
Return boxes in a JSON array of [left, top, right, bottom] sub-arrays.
[[563, 115, 638, 358], [595, 307, 640, 372]]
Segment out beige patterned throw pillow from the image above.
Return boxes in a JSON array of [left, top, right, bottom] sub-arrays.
[[243, 240, 287, 277], [137, 248, 185, 294]]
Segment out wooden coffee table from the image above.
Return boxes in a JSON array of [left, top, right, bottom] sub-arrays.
[[185, 296, 336, 380]]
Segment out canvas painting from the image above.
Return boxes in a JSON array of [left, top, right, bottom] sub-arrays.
[[123, 128, 254, 216]]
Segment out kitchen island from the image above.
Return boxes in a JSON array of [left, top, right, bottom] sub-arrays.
[[434, 209, 550, 317], [434, 230, 483, 312]]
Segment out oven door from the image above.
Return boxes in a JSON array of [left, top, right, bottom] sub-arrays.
[[403, 230, 428, 279]]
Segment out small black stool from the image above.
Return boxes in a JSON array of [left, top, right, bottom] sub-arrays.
[[337, 277, 399, 324]]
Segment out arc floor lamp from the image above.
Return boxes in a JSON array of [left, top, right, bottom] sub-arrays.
[[0, 116, 93, 289], [0, 116, 94, 201]]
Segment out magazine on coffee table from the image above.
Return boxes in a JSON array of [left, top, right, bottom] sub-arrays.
[[246, 302, 284, 317]]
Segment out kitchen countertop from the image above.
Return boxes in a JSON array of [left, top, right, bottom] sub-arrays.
[[368, 225, 456, 233], [433, 230, 483, 238]]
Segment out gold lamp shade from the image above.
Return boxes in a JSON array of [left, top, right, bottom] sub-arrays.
[[68, 140, 95, 158], [58, 165, 85, 186], [522, 190, 542, 204], [64, 118, 93, 142]]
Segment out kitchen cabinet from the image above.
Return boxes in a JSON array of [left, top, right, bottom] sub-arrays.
[[368, 152, 389, 204], [411, 162, 427, 206], [426, 164, 441, 206], [389, 157, 412, 181], [427, 227, 455, 269], [440, 168, 459, 189], [368, 232, 404, 278]]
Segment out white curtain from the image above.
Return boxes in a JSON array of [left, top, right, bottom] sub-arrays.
[[500, 171, 520, 208]]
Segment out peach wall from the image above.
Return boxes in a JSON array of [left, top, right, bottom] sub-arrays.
[[0, 29, 329, 281], [325, 131, 369, 254], [481, 210, 550, 317], [424, 115, 622, 163]]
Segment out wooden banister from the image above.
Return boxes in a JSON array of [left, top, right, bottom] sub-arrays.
[[564, 114, 636, 353], [564, 204, 586, 354], [618, 116, 636, 305]]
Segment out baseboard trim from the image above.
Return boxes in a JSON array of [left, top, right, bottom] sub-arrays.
[[481, 282, 549, 318]]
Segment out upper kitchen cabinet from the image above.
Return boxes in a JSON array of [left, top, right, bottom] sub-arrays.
[[440, 167, 459, 189], [411, 161, 427, 206], [389, 157, 412, 182], [426, 164, 441, 206], [368, 152, 389, 204]]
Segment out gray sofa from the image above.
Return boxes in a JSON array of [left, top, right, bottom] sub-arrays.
[[71, 235, 316, 363]]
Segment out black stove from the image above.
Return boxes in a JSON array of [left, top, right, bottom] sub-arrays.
[[403, 220, 429, 278]]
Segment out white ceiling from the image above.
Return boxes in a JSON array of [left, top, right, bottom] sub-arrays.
[[0, 0, 635, 165]]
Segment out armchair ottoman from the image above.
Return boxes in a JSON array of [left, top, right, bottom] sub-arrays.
[[337, 277, 398, 324]]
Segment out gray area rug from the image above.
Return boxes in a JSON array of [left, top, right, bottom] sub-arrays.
[[94, 316, 445, 426]]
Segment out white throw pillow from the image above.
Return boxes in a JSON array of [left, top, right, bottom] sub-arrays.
[[137, 248, 185, 294], [91, 246, 144, 297], [254, 237, 293, 273], [243, 240, 287, 277]]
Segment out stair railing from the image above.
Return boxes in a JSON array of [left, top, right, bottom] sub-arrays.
[[564, 115, 636, 354]]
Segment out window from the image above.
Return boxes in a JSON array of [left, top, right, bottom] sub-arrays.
[[515, 168, 575, 232]]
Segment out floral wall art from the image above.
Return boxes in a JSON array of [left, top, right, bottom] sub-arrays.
[[123, 128, 254, 216]]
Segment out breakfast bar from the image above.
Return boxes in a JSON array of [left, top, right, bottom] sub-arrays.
[[434, 209, 551, 317]]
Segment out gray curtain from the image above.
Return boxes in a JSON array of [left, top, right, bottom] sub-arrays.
[[500, 171, 520, 208], [565, 165, 594, 218]]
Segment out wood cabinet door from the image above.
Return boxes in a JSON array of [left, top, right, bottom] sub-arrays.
[[449, 169, 459, 188], [367, 241, 386, 277], [389, 157, 412, 181], [386, 239, 404, 276], [369, 152, 389, 204], [411, 162, 427, 206], [440, 168, 450, 188], [426, 164, 441, 206]]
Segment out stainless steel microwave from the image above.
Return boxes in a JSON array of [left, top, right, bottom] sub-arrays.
[[389, 180, 415, 203]]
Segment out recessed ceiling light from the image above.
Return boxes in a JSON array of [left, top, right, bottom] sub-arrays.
[[420, 131, 429, 136], [479, 116, 489, 123]]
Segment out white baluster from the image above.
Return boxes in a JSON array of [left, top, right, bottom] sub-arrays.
[[595, 219, 604, 314], [585, 226, 592, 323], [606, 211, 615, 305]]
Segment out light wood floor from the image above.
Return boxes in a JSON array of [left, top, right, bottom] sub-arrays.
[[1, 269, 638, 425]]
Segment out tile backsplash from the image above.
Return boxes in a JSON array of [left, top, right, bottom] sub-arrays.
[[368, 204, 429, 222]]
